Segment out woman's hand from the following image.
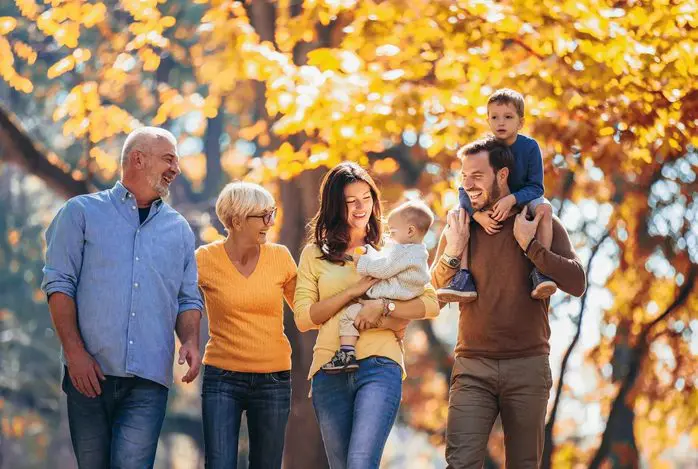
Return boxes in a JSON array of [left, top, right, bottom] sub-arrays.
[[346, 276, 378, 299], [354, 298, 384, 331]]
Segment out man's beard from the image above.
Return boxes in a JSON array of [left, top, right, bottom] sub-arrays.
[[147, 172, 170, 198], [484, 181, 501, 210]]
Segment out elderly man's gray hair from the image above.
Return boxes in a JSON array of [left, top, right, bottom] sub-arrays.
[[120, 127, 177, 168]]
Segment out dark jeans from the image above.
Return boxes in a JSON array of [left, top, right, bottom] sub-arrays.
[[312, 356, 402, 469], [62, 367, 169, 469], [201, 365, 291, 469]]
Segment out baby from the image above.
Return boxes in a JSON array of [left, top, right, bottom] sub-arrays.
[[322, 200, 434, 373]]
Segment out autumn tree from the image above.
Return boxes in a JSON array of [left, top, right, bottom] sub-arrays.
[[1, 0, 697, 467]]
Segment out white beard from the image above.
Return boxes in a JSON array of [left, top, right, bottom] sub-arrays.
[[147, 173, 169, 198]]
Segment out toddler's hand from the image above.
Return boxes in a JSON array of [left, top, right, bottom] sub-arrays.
[[473, 211, 501, 235], [352, 246, 366, 268], [491, 195, 516, 222]]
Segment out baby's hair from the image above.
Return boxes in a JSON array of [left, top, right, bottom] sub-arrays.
[[487, 88, 525, 118], [390, 200, 434, 235]]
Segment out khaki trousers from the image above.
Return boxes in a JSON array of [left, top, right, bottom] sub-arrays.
[[446, 355, 553, 469]]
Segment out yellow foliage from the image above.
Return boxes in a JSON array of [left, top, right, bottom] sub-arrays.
[[0, 17, 17, 35], [47, 56, 76, 79], [178, 153, 207, 186], [14, 0, 40, 21], [7, 230, 20, 246]]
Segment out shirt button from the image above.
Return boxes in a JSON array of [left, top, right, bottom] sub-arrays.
[[136, 229, 140, 234], [135, 256, 140, 261], [129, 340, 133, 345], [131, 313, 136, 317], [134, 282, 139, 288]]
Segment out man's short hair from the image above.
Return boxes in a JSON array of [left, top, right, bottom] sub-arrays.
[[390, 200, 434, 235], [120, 127, 177, 167], [487, 88, 525, 118], [457, 135, 515, 177]]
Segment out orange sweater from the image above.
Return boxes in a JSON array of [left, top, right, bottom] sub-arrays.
[[196, 241, 297, 373]]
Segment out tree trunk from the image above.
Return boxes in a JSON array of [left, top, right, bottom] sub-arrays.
[[587, 265, 697, 469], [279, 168, 329, 469], [541, 231, 609, 469]]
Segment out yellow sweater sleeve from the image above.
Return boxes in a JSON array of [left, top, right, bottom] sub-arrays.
[[281, 245, 297, 311], [419, 283, 440, 319], [294, 244, 321, 332], [195, 247, 208, 288]]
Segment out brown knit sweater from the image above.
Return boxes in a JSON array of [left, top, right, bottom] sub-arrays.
[[431, 213, 586, 359]]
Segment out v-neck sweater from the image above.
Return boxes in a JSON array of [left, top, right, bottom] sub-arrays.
[[195, 240, 297, 373]]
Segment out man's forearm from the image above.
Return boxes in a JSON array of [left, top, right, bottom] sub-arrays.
[[48, 292, 86, 358], [430, 232, 458, 289], [527, 240, 586, 297], [175, 309, 201, 345]]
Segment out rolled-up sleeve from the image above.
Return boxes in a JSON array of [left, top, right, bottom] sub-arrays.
[[41, 199, 85, 299], [178, 227, 204, 314], [293, 245, 321, 332], [419, 283, 440, 319]]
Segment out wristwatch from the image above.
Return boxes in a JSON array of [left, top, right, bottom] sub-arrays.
[[382, 298, 396, 317], [441, 252, 461, 269]]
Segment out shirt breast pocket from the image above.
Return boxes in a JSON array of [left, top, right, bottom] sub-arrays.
[[146, 233, 185, 288]]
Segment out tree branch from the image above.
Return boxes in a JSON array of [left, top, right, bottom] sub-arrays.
[[541, 230, 609, 469], [588, 263, 698, 469], [0, 105, 89, 198]]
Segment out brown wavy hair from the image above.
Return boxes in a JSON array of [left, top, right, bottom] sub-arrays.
[[308, 162, 383, 264]]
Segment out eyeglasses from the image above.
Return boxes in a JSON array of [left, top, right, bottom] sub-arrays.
[[247, 208, 277, 226]]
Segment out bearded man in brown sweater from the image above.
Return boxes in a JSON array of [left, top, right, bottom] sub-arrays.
[[432, 136, 586, 468]]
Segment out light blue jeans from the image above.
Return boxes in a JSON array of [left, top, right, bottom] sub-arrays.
[[312, 356, 402, 469]]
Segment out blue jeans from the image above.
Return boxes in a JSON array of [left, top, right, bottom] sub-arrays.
[[202, 365, 291, 469], [312, 356, 402, 469], [62, 367, 169, 469]]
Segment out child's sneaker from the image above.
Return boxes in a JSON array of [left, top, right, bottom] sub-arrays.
[[321, 350, 359, 374], [437, 269, 477, 303], [530, 269, 557, 299]]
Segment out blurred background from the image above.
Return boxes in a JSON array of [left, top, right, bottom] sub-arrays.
[[0, 0, 697, 468]]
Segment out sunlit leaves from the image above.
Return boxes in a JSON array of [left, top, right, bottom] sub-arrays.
[[1, 1, 697, 463], [52, 82, 138, 141], [46, 48, 91, 78]]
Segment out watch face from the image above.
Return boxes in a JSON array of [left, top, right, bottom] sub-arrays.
[[449, 258, 459, 267], [388, 302, 396, 311]]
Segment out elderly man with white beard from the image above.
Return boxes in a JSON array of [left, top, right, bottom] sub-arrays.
[[42, 127, 203, 468]]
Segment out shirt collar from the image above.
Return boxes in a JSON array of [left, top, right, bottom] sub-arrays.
[[111, 181, 163, 208]]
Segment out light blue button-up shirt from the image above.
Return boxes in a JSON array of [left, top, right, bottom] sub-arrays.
[[41, 182, 203, 388]]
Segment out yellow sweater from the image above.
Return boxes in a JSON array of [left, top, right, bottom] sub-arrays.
[[196, 241, 297, 373], [294, 244, 440, 379]]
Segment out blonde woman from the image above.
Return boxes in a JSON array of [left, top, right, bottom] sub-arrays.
[[196, 182, 296, 469]]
